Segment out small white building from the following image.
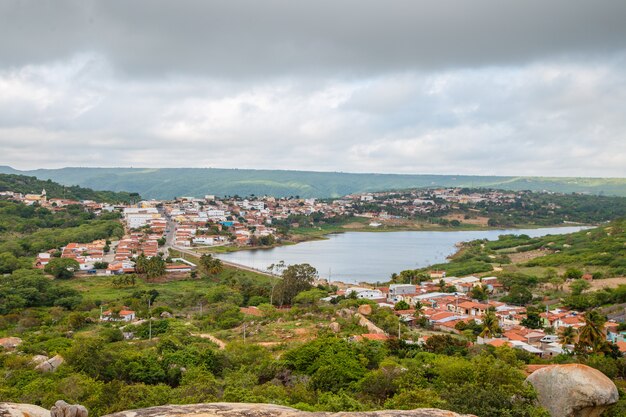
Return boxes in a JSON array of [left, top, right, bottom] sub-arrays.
[[346, 287, 384, 299]]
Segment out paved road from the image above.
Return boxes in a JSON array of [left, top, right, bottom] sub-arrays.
[[172, 245, 277, 277]]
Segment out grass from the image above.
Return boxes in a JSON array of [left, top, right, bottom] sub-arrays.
[[60, 266, 271, 305]]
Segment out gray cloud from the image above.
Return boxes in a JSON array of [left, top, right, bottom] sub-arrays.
[[1, 0, 626, 78], [0, 1, 625, 177]]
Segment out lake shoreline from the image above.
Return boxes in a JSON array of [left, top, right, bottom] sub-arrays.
[[214, 226, 591, 283], [203, 221, 592, 254]]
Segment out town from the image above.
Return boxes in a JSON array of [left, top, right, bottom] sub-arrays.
[[0, 186, 621, 363]]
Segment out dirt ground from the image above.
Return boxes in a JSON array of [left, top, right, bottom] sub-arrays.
[[444, 213, 490, 226], [587, 277, 626, 290], [508, 249, 551, 264]]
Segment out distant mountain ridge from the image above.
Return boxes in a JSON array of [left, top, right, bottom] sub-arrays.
[[1, 166, 625, 199]]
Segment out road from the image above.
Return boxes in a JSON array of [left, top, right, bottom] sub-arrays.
[[159, 206, 277, 278], [171, 245, 277, 277]]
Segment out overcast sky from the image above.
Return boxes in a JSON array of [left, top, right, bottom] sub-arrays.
[[1, 0, 626, 176]]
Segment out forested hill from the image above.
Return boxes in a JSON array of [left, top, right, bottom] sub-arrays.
[[1, 166, 625, 199], [0, 173, 140, 203]]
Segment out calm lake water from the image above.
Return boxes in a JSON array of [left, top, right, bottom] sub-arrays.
[[216, 226, 587, 283]]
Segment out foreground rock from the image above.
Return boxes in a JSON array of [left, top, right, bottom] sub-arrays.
[[50, 400, 88, 417], [0, 402, 50, 417], [526, 364, 618, 417], [102, 403, 475, 417]]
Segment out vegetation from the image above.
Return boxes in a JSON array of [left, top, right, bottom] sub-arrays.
[[0, 200, 124, 274], [0, 173, 140, 203], [3, 166, 626, 199]]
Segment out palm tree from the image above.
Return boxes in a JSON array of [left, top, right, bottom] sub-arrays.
[[577, 310, 607, 354], [480, 308, 501, 339], [559, 326, 577, 346]]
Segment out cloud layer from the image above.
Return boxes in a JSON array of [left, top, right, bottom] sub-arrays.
[[0, 1, 625, 176]]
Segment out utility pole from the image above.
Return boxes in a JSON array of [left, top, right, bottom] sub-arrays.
[[398, 321, 401, 340], [243, 322, 247, 343]]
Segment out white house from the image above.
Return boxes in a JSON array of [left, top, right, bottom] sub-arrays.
[[346, 287, 384, 299]]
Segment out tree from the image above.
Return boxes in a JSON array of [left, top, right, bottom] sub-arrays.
[[479, 308, 502, 339], [144, 256, 166, 280], [293, 288, 326, 307], [576, 310, 608, 355], [277, 263, 317, 305], [469, 285, 488, 301], [44, 257, 80, 279], [570, 279, 591, 296], [520, 306, 543, 329], [564, 268, 583, 280], [559, 326, 577, 346], [394, 300, 410, 311], [503, 285, 533, 305], [199, 254, 223, 276]]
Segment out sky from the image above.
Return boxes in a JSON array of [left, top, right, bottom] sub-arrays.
[[1, 0, 626, 177]]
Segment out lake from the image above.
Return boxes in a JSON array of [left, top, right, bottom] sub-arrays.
[[216, 226, 587, 283]]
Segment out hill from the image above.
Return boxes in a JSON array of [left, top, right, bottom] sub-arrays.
[[0, 173, 140, 203], [1, 166, 626, 199]]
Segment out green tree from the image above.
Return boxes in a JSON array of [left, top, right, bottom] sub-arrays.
[[480, 308, 502, 338], [570, 279, 591, 296], [559, 326, 577, 346], [199, 254, 223, 276], [44, 257, 80, 279], [576, 310, 608, 355], [520, 306, 543, 329], [277, 263, 317, 305], [394, 300, 410, 311], [564, 268, 583, 280]]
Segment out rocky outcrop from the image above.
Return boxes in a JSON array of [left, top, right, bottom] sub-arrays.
[[102, 403, 474, 417], [0, 402, 50, 417], [357, 305, 372, 316], [526, 364, 618, 417], [50, 401, 88, 417], [34, 355, 64, 372], [0, 337, 23, 350]]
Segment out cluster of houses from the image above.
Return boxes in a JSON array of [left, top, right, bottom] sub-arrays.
[[0, 189, 117, 213], [337, 275, 624, 358], [35, 240, 107, 272]]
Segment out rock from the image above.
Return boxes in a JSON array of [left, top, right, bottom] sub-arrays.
[[31, 355, 49, 365], [358, 304, 372, 316], [50, 401, 88, 417], [0, 337, 23, 350], [337, 308, 353, 319], [526, 364, 618, 417], [101, 402, 474, 417], [160, 311, 173, 318], [0, 402, 50, 417], [329, 322, 340, 333], [35, 355, 64, 372]]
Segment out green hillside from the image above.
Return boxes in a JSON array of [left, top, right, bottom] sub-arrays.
[[1, 166, 625, 199], [0, 173, 140, 203]]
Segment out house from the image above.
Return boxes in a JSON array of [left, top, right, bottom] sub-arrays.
[[101, 307, 136, 322], [388, 284, 417, 302], [34, 253, 52, 269], [346, 287, 384, 299]]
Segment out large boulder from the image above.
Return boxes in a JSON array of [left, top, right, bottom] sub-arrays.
[[357, 304, 372, 316], [102, 403, 474, 417], [0, 402, 50, 417], [526, 364, 618, 417]]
